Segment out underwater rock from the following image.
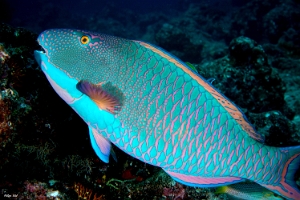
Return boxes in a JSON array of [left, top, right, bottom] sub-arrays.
[[198, 36, 298, 145], [0, 23, 92, 190], [278, 28, 300, 56], [229, 36, 268, 67], [271, 56, 300, 131], [155, 23, 203, 63], [205, 36, 288, 114], [263, 2, 300, 44], [230, 0, 280, 42], [230, 0, 300, 44], [249, 111, 300, 146], [154, 3, 231, 63]]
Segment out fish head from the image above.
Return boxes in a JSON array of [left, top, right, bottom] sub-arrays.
[[35, 29, 124, 104], [36, 29, 118, 81], [34, 29, 122, 117], [34, 29, 98, 104]]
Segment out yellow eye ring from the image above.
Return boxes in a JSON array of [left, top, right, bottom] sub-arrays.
[[80, 35, 90, 44]]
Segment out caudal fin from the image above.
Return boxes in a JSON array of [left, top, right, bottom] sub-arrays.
[[261, 145, 300, 200]]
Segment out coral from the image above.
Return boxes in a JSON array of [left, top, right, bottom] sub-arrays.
[[121, 168, 136, 180], [201, 36, 288, 114], [9, 180, 64, 199], [16, 142, 55, 166], [24, 180, 47, 196], [163, 183, 186, 200], [121, 166, 145, 182], [0, 23, 98, 186], [249, 111, 300, 145], [0, 43, 9, 63], [21, 180, 50, 200], [0, 99, 12, 151], [74, 182, 105, 200], [61, 155, 93, 176]]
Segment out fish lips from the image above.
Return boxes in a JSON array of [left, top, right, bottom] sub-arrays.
[[34, 50, 47, 71], [36, 30, 50, 56]]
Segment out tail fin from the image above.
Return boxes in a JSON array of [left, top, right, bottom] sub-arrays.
[[261, 145, 300, 200]]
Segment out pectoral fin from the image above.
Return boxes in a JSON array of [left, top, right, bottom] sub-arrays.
[[89, 126, 112, 163], [76, 80, 124, 114]]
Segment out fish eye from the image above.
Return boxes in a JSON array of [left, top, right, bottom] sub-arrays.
[[80, 35, 90, 44]]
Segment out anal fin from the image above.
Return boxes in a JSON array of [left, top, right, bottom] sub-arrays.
[[163, 169, 244, 187]]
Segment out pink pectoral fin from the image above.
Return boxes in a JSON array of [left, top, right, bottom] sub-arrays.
[[76, 80, 124, 114], [89, 126, 111, 163], [164, 169, 244, 187]]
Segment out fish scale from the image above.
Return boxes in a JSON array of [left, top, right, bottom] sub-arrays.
[[35, 29, 300, 199]]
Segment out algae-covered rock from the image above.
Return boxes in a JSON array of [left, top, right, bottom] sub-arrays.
[[198, 36, 297, 145]]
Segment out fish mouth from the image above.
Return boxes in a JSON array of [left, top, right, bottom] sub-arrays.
[[36, 49, 45, 55], [34, 50, 46, 69], [34, 39, 48, 70], [36, 33, 47, 55], [39, 46, 46, 54], [37, 44, 46, 55], [35, 39, 46, 56]]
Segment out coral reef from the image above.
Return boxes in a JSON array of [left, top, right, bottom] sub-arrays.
[[0, 98, 12, 152], [155, 23, 203, 63], [197, 36, 299, 145], [1, 180, 64, 199], [0, 22, 105, 197], [22, 180, 54, 199], [278, 28, 300, 56], [74, 182, 105, 200], [229, 0, 300, 44], [163, 183, 186, 200]]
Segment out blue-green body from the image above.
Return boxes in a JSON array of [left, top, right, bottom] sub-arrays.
[[35, 29, 300, 199]]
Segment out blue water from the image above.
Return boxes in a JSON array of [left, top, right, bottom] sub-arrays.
[[3, 0, 246, 35]]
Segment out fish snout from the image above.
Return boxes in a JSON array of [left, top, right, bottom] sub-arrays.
[[36, 30, 55, 55]]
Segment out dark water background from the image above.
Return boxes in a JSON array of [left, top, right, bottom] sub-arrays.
[[1, 0, 247, 35]]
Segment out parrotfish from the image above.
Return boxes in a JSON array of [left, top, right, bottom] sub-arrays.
[[34, 29, 300, 199], [216, 182, 284, 200]]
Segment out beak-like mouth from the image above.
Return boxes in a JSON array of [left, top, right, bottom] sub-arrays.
[[35, 41, 46, 55], [36, 49, 45, 55], [35, 34, 50, 71], [37, 43, 46, 54], [36, 33, 47, 54], [34, 48, 47, 70], [40, 45, 46, 53]]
